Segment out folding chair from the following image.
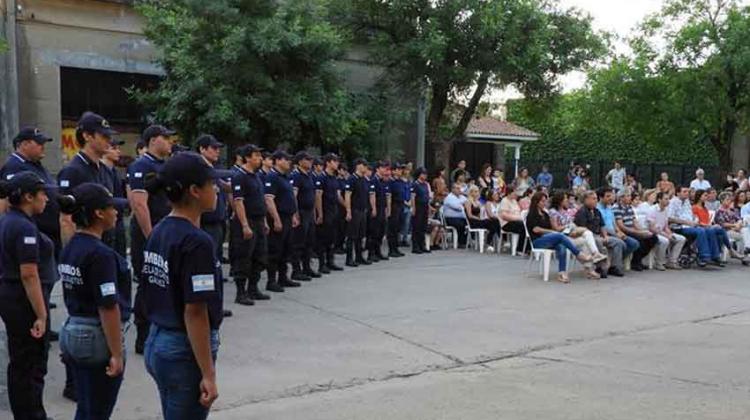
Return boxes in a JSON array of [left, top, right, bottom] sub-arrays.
[[438, 207, 459, 250], [522, 210, 556, 281]]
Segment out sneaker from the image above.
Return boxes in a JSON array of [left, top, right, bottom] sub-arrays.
[[654, 263, 667, 271], [486, 246, 495, 253], [592, 252, 608, 264]]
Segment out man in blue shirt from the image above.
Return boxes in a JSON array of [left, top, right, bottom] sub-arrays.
[[596, 188, 636, 275], [264, 151, 301, 291], [290, 151, 320, 281], [536, 165, 553, 190], [387, 163, 408, 258], [344, 158, 373, 266], [196, 134, 229, 267], [367, 161, 391, 262]]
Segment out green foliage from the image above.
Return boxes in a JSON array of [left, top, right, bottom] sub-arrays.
[[134, 0, 360, 149]]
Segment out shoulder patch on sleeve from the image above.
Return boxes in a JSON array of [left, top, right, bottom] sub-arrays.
[[60, 180, 70, 187], [24, 236, 37, 245], [134, 172, 143, 178], [265, 182, 272, 187], [100, 282, 116, 297], [191, 274, 215, 292]]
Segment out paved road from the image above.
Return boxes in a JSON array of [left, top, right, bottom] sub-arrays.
[[2, 250, 750, 419]]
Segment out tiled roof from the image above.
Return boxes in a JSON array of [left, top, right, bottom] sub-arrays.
[[465, 117, 539, 139]]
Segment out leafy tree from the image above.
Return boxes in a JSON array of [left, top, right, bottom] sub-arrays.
[[333, 0, 605, 168], [624, 0, 750, 169], [134, 0, 359, 150]]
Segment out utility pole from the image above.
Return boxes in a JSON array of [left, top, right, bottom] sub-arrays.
[[0, 0, 20, 155], [415, 92, 426, 167]]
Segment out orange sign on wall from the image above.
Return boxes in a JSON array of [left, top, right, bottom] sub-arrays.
[[61, 127, 79, 163]]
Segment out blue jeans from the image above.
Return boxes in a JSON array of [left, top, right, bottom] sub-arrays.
[[532, 233, 580, 272], [144, 325, 220, 420], [707, 226, 731, 250], [675, 227, 720, 261], [400, 206, 411, 241], [622, 236, 640, 257]]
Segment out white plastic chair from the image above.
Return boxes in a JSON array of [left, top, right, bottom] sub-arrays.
[[522, 210, 556, 281], [463, 207, 488, 253], [438, 207, 459, 250], [498, 229, 520, 256]]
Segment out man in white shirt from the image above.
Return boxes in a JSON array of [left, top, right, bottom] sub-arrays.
[[689, 168, 712, 190], [442, 183, 468, 247], [606, 161, 626, 192], [668, 186, 722, 267], [647, 192, 686, 270]]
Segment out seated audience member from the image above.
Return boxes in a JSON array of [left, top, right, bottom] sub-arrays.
[[483, 189, 502, 221], [656, 172, 675, 195], [635, 189, 658, 228], [572, 170, 591, 196], [518, 188, 533, 210], [668, 186, 723, 267], [492, 168, 506, 195], [565, 194, 580, 219], [736, 169, 749, 191], [597, 188, 638, 271], [723, 173, 740, 192], [614, 191, 658, 271], [714, 191, 750, 263], [464, 185, 500, 246], [549, 191, 607, 278], [704, 188, 720, 212], [737, 191, 749, 217], [625, 173, 643, 194], [428, 201, 445, 250], [647, 192, 687, 270], [536, 165, 554, 189], [574, 191, 627, 278], [693, 189, 743, 261], [526, 192, 593, 283], [453, 170, 468, 196], [477, 163, 494, 191], [449, 160, 470, 186], [431, 166, 448, 204], [499, 186, 527, 254], [442, 183, 468, 247], [690, 168, 712, 190], [511, 167, 535, 196]]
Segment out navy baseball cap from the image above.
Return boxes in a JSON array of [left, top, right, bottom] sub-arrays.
[[272, 150, 292, 161], [323, 153, 340, 163], [142, 124, 176, 144], [238, 144, 263, 157], [195, 134, 224, 150], [4, 171, 46, 192], [294, 151, 314, 163], [110, 138, 126, 146], [352, 158, 368, 168], [161, 152, 232, 188], [77, 112, 117, 138], [13, 126, 53, 146], [313, 158, 323, 166]]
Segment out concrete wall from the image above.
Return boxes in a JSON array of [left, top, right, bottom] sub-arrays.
[[13, 0, 159, 172]]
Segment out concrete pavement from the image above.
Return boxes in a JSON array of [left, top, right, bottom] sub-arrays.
[[2, 250, 750, 419]]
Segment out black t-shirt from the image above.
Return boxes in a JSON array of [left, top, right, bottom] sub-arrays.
[[59, 233, 122, 318], [231, 168, 267, 218], [320, 172, 340, 211], [373, 176, 390, 214], [291, 169, 316, 211], [57, 152, 108, 195], [127, 153, 171, 227], [0, 208, 56, 285], [264, 169, 297, 215], [0, 153, 60, 249], [526, 209, 552, 241], [345, 174, 371, 211], [412, 180, 430, 206], [142, 216, 223, 331]]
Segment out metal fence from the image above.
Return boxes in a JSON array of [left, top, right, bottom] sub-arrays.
[[509, 160, 721, 191]]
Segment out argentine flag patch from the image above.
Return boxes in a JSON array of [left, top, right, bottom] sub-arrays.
[[191, 274, 215, 292], [100, 282, 116, 296], [24, 236, 37, 245], [60, 180, 70, 187]]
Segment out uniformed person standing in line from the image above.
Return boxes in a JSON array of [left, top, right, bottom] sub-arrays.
[[229, 145, 270, 305], [0, 172, 53, 420], [387, 163, 407, 258], [411, 167, 431, 254], [315, 153, 345, 273], [126, 124, 175, 354], [311, 158, 326, 273], [259, 151, 274, 179], [196, 135, 229, 268], [101, 138, 129, 258], [344, 159, 373, 267], [57, 183, 129, 420], [141, 152, 224, 419], [290, 151, 321, 281], [367, 161, 392, 263], [264, 151, 301, 292]]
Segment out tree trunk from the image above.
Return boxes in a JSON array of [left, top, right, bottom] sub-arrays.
[[450, 72, 490, 141], [427, 82, 449, 170]]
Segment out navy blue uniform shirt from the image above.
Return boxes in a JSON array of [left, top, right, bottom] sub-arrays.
[[0, 153, 60, 248], [57, 152, 107, 195], [389, 178, 407, 209], [0, 208, 56, 285], [59, 232, 131, 320], [202, 175, 228, 224], [373, 175, 390, 214], [142, 216, 224, 331], [291, 168, 316, 211], [345, 174, 371, 211], [412, 180, 430, 206], [264, 169, 297, 215], [320, 172, 340, 210], [232, 167, 267, 218], [127, 153, 171, 226]]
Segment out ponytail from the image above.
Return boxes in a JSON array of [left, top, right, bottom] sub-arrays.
[[145, 172, 185, 203], [58, 194, 91, 227]]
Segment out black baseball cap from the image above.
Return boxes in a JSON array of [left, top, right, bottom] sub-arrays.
[[392, 162, 405, 170], [77, 112, 117, 138], [239, 144, 263, 157], [195, 134, 224, 150], [323, 153, 340, 163], [110, 138, 126, 146], [4, 171, 46, 193], [414, 166, 427, 178], [142, 124, 176, 144], [272, 150, 292, 161], [294, 151, 314, 163], [352, 158, 368, 168], [13, 126, 53, 146]]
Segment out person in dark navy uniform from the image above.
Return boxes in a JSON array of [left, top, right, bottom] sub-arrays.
[[315, 153, 345, 273], [0, 172, 53, 420], [290, 151, 321, 281], [411, 167, 431, 254], [264, 151, 301, 292], [127, 124, 175, 354], [57, 183, 130, 420], [366, 161, 392, 263], [387, 163, 407, 258], [229, 144, 270, 305], [142, 152, 224, 420], [344, 158, 373, 267], [334, 163, 349, 254], [101, 138, 129, 258], [259, 151, 274, 180], [196, 135, 229, 271]]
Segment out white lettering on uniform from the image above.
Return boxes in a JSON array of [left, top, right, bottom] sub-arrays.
[[192, 274, 215, 292], [100, 282, 116, 296]]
